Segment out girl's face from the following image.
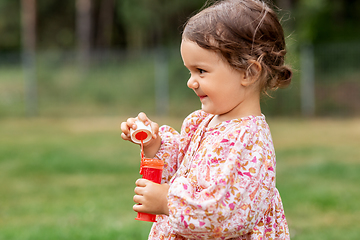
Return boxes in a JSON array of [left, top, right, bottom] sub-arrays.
[[180, 39, 261, 122]]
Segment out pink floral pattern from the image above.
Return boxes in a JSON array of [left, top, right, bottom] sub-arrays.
[[149, 110, 290, 239]]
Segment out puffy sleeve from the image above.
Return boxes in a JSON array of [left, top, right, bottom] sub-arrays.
[[156, 110, 210, 183], [155, 125, 180, 183], [167, 119, 276, 239]]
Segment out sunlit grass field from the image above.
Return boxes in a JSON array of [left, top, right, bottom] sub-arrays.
[[1, 116, 360, 239]]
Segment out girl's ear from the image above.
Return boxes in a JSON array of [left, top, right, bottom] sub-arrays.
[[241, 60, 262, 87]]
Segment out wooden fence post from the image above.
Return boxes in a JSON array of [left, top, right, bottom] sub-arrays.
[[301, 44, 315, 117], [21, 0, 37, 116], [154, 48, 169, 116]]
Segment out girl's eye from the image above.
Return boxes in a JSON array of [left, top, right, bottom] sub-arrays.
[[198, 68, 206, 74]]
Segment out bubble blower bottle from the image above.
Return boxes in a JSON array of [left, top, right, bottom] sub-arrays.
[[130, 120, 164, 222]]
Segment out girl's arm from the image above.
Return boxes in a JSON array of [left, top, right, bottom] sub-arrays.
[[154, 110, 208, 184], [132, 111, 209, 215], [131, 124, 181, 216]]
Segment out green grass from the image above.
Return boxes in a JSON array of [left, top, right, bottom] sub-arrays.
[[272, 118, 360, 239], [1, 117, 360, 239], [0, 117, 156, 239]]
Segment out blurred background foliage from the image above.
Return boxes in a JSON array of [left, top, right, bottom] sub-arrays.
[[0, 0, 359, 118], [0, 0, 359, 51]]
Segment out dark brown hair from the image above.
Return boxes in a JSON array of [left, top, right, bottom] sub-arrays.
[[183, 0, 292, 93]]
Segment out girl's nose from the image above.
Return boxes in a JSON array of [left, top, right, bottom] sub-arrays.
[[187, 75, 199, 89]]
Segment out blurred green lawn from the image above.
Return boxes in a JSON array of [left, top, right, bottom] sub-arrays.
[[1, 116, 359, 239]]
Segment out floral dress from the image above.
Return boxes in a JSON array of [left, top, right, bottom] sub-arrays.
[[149, 110, 290, 240]]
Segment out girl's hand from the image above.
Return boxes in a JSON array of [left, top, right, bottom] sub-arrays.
[[120, 112, 161, 158], [120, 112, 159, 143], [133, 179, 170, 216]]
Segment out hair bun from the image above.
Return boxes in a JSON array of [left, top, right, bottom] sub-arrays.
[[265, 65, 292, 92], [270, 65, 292, 89]]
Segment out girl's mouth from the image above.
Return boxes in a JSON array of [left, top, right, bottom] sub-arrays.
[[198, 95, 207, 100]]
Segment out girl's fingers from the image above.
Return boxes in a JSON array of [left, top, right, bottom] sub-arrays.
[[126, 118, 138, 129], [120, 118, 138, 140], [133, 203, 145, 212], [121, 112, 160, 143], [137, 112, 151, 126], [120, 121, 129, 133], [135, 178, 149, 187], [137, 112, 159, 137], [120, 132, 130, 141], [150, 121, 159, 139], [133, 194, 144, 204]]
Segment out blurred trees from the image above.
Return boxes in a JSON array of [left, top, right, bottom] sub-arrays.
[[295, 0, 360, 44], [0, 1, 21, 52], [0, 0, 205, 52], [0, 0, 358, 53]]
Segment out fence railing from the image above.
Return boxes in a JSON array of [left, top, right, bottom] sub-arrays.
[[300, 42, 360, 117]]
